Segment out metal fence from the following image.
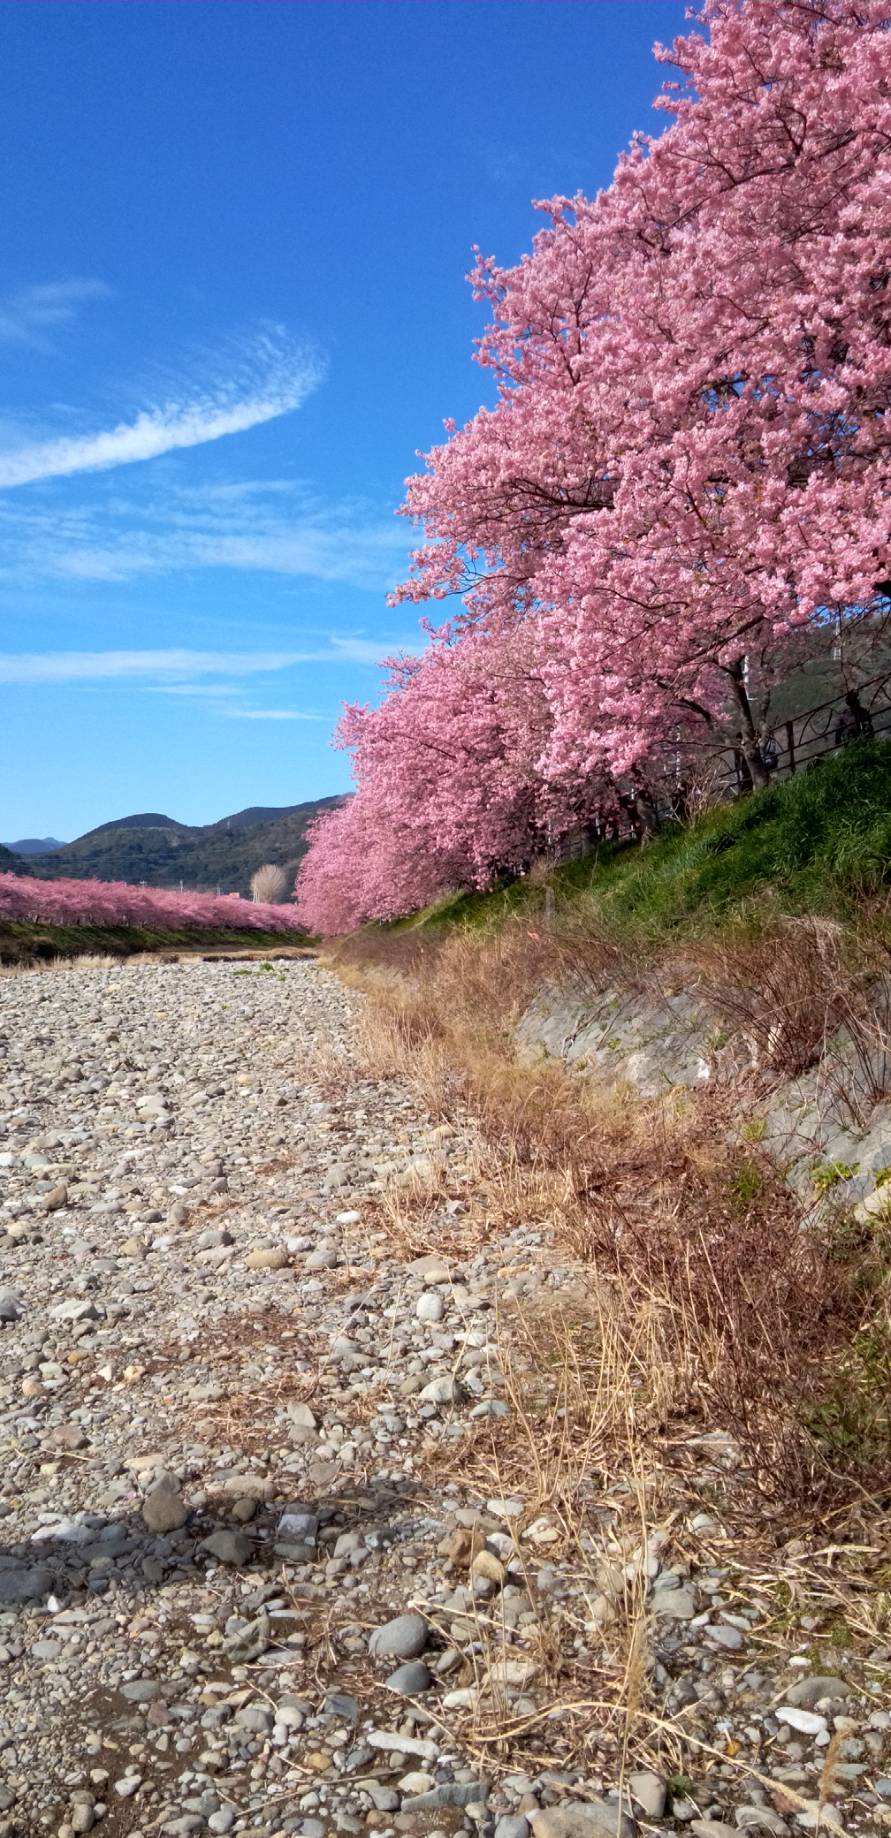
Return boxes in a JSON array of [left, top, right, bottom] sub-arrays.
[[549, 670, 891, 866], [721, 668, 891, 788]]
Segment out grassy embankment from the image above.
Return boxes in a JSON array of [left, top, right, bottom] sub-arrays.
[[327, 740, 891, 1544], [0, 920, 312, 967], [392, 733, 891, 942]]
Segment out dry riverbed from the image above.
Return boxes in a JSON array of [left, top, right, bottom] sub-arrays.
[[0, 959, 888, 1838]]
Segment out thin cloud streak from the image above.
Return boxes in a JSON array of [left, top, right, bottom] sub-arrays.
[[0, 329, 323, 489], [146, 683, 242, 698], [329, 634, 396, 664], [49, 522, 406, 587], [0, 639, 416, 686], [0, 473, 407, 592], [0, 278, 111, 348], [0, 649, 304, 685], [225, 708, 323, 721]]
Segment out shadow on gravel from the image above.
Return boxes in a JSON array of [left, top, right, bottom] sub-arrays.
[[0, 1478, 428, 1608]]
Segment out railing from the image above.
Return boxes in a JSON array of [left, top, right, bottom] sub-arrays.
[[712, 669, 889, 797], [548, 669, 891, 865]]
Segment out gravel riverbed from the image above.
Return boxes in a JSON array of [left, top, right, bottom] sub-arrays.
[[0, 959, 888, 1838]]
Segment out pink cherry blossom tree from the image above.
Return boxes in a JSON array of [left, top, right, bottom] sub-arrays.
[[396, 0, 889, 773], [297, 0, 890, 932], [0, 872, 308, 934]]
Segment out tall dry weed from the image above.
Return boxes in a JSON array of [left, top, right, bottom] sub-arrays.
[[693, 915, 891, 1092], [335, 921, 891, 1517]]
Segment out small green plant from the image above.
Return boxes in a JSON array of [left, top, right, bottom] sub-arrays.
[[728, 1159, 764, 1212], [828, 1619, 855, 1652], [802, 1322, 891, 1470], [812, 1159, 858, 1195], [874, 1166, 891, 1189], [824, 1207, 891, 1300], [741, 1116, 768, 1143]]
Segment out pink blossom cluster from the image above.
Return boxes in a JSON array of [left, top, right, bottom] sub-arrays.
[[296, 0, 890, 934], [0, 873, 307, 934]]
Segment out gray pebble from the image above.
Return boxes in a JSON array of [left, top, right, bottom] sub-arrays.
[[705, 1623, 744, 1650], [628, 1772, 667, 1818], [786, 1675, 851, 1707], [200, 1529, 252, 1565], [142, 1479, 187, 1534], [530, 1802, 637, 1838], [368, 1611, 428, 1659], [385, 1660, 432, 1695]]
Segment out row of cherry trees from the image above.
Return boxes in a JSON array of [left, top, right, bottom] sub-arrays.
[[0, 873, 308, 934], [296, 0, 890, 934]]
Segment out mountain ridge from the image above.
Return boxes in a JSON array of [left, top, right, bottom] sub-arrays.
[[74, 813, 189, 839], [4, 836, 67, 856], [11, 796, 343, 896]]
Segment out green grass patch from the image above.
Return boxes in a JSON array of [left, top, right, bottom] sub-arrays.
[[0, 920, 312, 966], [387, 737, 891, 945]]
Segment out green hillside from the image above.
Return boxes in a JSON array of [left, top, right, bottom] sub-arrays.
[[24, 796, 344, 896], [387, 738, 891, 943]]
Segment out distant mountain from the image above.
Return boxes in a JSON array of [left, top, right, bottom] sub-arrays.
[[22, 796, 343, 896], [5, 837, 66, 856], [76, 813, 188, 837], [206, 805, 307, 832]]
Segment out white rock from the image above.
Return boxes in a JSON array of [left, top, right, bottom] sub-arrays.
[[113, 1777, 142, 1799], [525, 1516, 558, 1545], [486, 1658, 537, 1687], [776, 1706, 829, 1735], [408, 1253, 450, 1281], [419, 1374, 460, 1404], [366, 1729, 438, 1760]]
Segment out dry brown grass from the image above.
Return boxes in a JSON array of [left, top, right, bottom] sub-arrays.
[[692, 915, 891, 1105], [323, 919, 891, 1786], [0, 951, 123, 975], [330, 927, 891, 1520], [408, 1295, 668, 1774], [296, 1032, 355, 1094]]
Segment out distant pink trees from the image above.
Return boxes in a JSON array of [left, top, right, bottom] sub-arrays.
[[296, 0, 891, 933], [0, 873, 307, 934]]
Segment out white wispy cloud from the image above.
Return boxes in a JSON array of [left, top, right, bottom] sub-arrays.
[[0, 279, 111, 348], [0, 649, 303, 685], [146, 683, 242, 698], [225, 708, 323, 721], [328, 634, 397, 664], [0, 472, 406, 592], [177, 479, 297, 503], [0, 640, 414, 687], [0, 327, 323, 489], [47, 522, 404, 587]]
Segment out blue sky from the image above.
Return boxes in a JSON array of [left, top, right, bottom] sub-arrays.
[[0, 0, 684, 842]]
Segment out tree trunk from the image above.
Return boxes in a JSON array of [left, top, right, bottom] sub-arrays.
[[726, 657, 770, 789], [630, 783, 659, 840]]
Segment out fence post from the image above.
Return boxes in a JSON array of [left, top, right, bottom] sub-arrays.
[[785, 719, 796, 775]]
